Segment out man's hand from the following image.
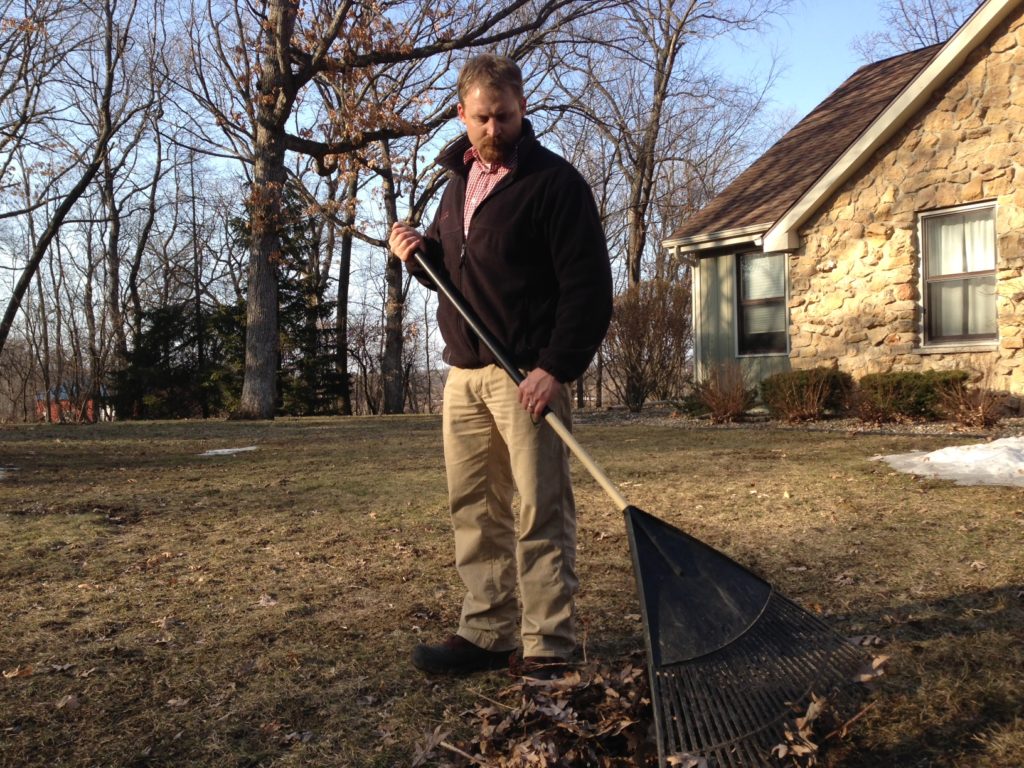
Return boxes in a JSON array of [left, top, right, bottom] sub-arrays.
[[389, 221, 424, 262], [518, 368, 561, 418]]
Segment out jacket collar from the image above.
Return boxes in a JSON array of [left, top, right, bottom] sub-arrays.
[[437, 118, 538, 175]]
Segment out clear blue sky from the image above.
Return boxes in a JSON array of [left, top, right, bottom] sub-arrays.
[[713, 0, 888, 119]]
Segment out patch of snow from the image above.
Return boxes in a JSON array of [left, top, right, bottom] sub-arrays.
[[875, 436, 1024, 487], [199, 446, 259, 457]]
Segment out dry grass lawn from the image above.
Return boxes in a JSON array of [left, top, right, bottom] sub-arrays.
[[0, 415, 1021, 767]]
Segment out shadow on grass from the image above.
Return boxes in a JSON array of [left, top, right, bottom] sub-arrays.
[[830, 584, 1024, 767]]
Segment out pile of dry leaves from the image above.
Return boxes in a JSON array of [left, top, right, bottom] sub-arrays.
[[413, 655, 658, 767], [413, 647, 887, 768]]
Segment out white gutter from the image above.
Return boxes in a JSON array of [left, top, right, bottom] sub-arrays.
[[763, 0, 1020, 253]]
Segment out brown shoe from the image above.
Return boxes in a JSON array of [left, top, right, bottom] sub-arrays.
[[411, 635, 514, 675], [512, 654, 570, 681]]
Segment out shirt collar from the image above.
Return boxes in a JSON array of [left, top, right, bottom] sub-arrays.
[[463, 143, 519, 173]]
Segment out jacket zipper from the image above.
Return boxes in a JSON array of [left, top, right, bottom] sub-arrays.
[[456, 240, 475, 356]]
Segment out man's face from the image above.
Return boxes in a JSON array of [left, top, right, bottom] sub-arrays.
[[457, 84, 526, 164]]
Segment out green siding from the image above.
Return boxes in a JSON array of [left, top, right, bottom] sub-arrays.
[[695, 253, 791, 388]]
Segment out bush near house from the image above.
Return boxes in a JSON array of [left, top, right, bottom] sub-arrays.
[[760, 367, 854, 422], [691, 362, 756, 423], [855, 370, 969, 422], [935, 376, 1011, 429], [690, 366, 1010, 430]]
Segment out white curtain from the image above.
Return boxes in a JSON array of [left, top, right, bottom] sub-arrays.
[[924, 208, 996, 338], [963, 208, 996, 272], [967, 277, 997, 335], [926, 209, 996, 276]]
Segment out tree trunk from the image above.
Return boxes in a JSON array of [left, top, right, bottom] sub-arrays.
[[233, 0, 298, 420], [189, 156, 209, 418], [101, 160, 128, 365], [235, 128, 284, 420], [34, 270, 52, 423], [378, 141, 405, 414], [423, 293, 433, 413], [382, 253, 405, 414], [128, 118, 163, 347], [83, 237, 100, 425], [335, 173, 357, 416]]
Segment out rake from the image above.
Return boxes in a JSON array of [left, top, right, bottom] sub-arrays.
[[413, 251, 870, 767]]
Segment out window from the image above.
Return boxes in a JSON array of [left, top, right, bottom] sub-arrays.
[[737, 252, 787, 355], [921, 205, 997, 344]]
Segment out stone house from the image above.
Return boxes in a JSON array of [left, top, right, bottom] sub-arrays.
[[663, 0, 1024, 400]]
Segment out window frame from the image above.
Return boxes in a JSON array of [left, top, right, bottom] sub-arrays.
[[735, 250, 789, 357], [919, 202, 998, 346]]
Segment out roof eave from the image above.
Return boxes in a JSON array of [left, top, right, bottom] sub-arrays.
[[662, 222, 772, 255], [763, 0, 1020, 253]]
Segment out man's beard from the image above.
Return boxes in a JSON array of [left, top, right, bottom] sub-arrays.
[[478, 137, 512, 164]]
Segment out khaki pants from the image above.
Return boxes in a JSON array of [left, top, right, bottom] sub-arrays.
[[442, 365, 577, 658]]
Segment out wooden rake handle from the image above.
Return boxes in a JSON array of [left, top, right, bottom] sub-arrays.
[[412, 250, 630, 513]]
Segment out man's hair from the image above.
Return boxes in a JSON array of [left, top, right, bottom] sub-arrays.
[[457, 54, 524, 104]]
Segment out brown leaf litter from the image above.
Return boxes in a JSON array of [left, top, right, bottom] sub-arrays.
[[414, 656, 657, 767], [414, 646, 888, 768]]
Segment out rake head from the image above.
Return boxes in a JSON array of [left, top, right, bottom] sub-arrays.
[[624, 506, 870, 767]]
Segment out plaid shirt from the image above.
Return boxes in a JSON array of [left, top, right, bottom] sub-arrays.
[[463, 145, 517, 237]]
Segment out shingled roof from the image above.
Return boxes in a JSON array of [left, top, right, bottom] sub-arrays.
[[666, 44, 942, 245]]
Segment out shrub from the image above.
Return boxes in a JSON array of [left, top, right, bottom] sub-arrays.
[[935, 371, 1009, 429], [692, 363, 756, 423], [855, 370, 969, 422], [602, 278, 692, 413], [760, 367, 854, 422]]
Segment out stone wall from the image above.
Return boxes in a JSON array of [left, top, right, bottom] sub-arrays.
[[789, 9, 1024, 396]]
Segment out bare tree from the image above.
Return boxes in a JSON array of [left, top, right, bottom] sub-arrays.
[[0, 0, 160, 364], [181, 0, 609, 419], [535, 0, 785, 410], [0, 0, 76, 218], [602, 278, 692, 412], [548, 0, 789, 288], [853, 0, 981, 60]]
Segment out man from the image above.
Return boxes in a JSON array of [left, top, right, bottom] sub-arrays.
[[389, 54, 612, 679]]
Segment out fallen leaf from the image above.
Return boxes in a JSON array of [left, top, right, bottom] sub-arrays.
[[667, 754, 709, 767], [166, 698, 190, 708], [256, 594, 278, 607], [411, 724, 450, 767], [3, 665, 33, 678], [854, 655, 890, 683], [55, 694, 80, 711]]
